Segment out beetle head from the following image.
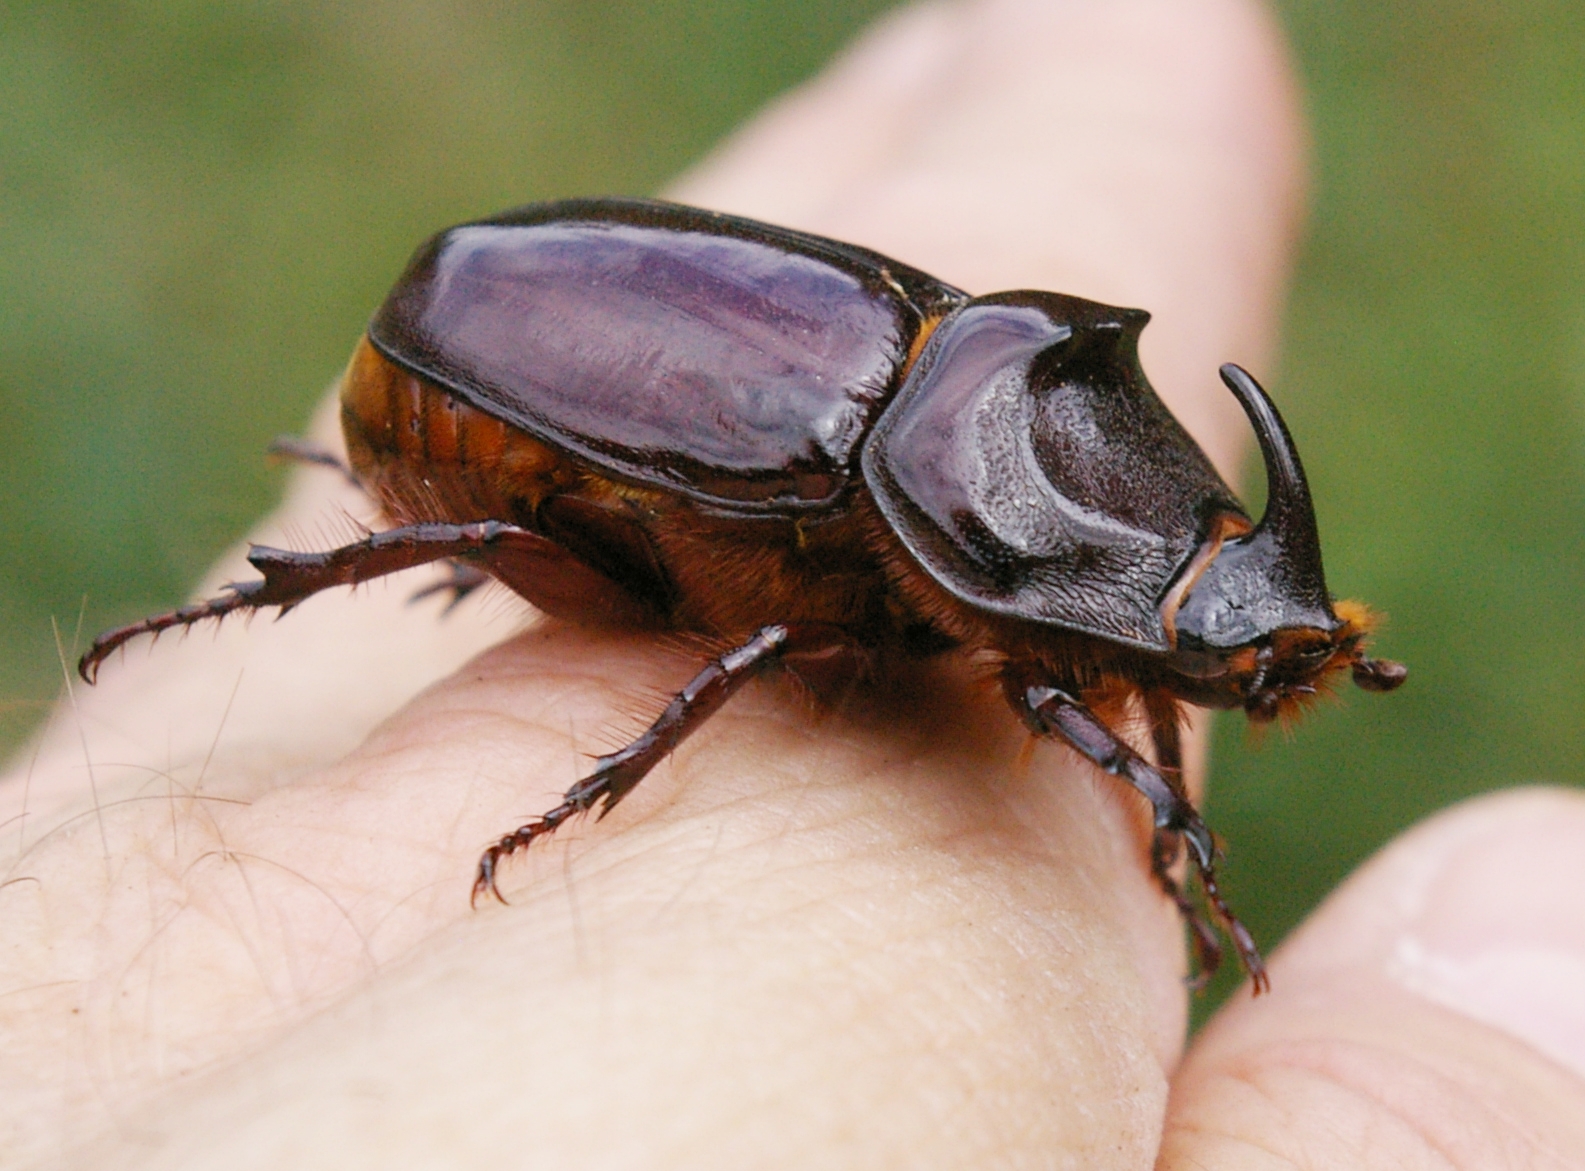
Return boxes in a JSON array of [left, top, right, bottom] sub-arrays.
[[1170, 364, 1405, 720]]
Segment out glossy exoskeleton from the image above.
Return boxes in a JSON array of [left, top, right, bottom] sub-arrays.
[[81, 198, 1406, 991]]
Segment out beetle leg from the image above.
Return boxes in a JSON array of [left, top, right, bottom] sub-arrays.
[[1004, 669, 1269, 994], [265, 435, 491, 615], [78, 520, 652, 683], [266, 435, 364, 490], [406, 561, 491, 613], [1141, 690, 1224, 988], [473, 622, 860, 904]]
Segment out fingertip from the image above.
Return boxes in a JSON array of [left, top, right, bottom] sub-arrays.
[[1164, 787, 1585, 1168], [1308, 787, 1585, 1078]]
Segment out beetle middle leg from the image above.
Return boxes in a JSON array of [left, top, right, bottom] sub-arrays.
[[1003, 665, 1269, 993], [473, 622, 861, 904]]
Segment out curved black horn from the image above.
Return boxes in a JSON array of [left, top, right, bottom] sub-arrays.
[[1218, 363, 1334, 620], [1170, 365, 1340, 647]]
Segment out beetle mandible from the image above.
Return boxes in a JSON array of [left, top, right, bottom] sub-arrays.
[[80, 198, 1406, 992]]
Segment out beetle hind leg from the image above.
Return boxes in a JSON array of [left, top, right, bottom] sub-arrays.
[[79, 520, 654, 684], [473, 622, 861, 904]]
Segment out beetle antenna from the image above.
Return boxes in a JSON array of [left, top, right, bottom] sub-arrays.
[[1218, 364, 1334, 622]]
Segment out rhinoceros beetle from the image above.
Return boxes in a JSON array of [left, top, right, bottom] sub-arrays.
[[81, 198, 1406, 992]]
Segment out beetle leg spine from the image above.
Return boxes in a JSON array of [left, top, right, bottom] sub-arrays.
[[77, 588, 255, 684]]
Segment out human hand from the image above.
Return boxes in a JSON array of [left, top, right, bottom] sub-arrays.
[[5, 1, 1582, 1166]]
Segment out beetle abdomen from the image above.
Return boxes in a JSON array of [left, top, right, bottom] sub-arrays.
[[341, 337, 575, 529]]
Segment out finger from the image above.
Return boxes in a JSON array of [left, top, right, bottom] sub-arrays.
[[1163, 787, 1585, 1168], [38, 624, 1189, 1167]]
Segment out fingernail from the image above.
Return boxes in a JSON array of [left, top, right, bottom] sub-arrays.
[[1383, 788, 1585, 1079]]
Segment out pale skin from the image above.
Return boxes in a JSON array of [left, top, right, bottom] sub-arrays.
[[4, 0, 1585, 1166]]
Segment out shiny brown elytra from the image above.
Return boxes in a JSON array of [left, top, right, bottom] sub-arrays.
[[81, 197, 1406, 993]]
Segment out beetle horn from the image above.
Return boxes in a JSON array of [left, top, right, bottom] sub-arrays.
[[1218, 363, 1336, 623], [1153, 364, 1343, 649]]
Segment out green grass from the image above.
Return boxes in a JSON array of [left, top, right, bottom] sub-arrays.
[[3, 0, 1582, 1016]]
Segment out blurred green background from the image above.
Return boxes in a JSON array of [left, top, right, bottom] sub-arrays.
[[1, 0, 1581, 1014]]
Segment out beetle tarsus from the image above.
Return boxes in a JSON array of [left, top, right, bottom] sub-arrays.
[[472, 804, 582, 906], [1203, 866, 1271, 994], [77, 585, 259, 684], [1152, 829, 1222, 987], [1143, 693, 1226, 987]]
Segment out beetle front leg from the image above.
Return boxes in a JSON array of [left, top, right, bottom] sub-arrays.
[[473, 622, 862, 904], [1003, 668, 1269, 993]]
